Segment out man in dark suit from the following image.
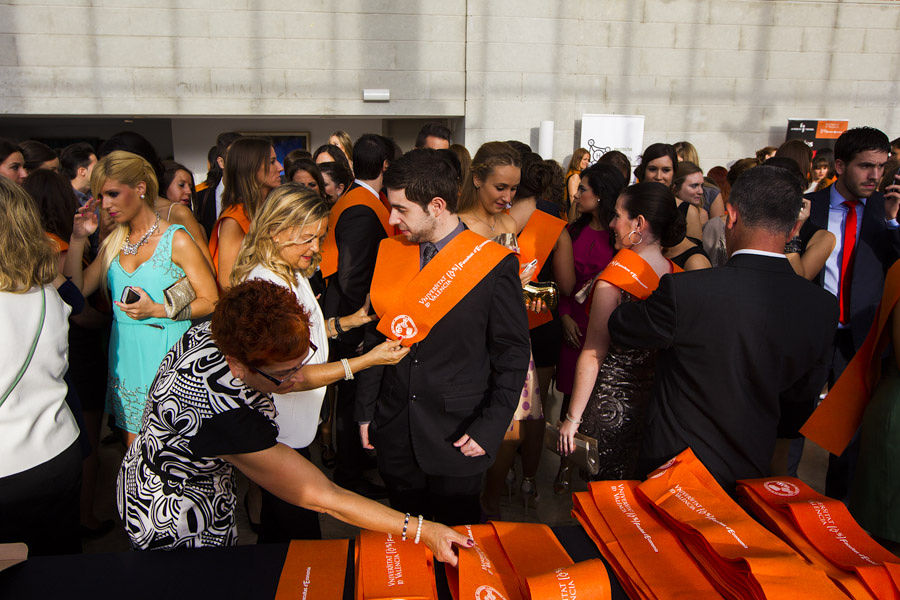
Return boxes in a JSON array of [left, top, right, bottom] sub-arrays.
[[805, 126, 899, 499], [608, 165, 838, 491], [321, 134, 394, 497], [356, 149, 530, 525]]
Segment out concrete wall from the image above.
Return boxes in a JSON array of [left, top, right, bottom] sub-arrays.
[[2, 1, 899, 171], [465, 0, 900, 170]]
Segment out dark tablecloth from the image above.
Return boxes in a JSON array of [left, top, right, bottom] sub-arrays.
[[0, 525, 628, 599]]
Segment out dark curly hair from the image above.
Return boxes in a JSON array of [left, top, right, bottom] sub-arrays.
[[211, 279, 310, 368]]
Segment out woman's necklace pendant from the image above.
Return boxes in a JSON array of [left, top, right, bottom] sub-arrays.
[[122, 212, 160, 256]]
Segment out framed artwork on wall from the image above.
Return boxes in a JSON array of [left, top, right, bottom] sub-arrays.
[[239, 131, 311, 168]]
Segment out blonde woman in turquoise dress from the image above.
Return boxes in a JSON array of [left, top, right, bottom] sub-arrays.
[[65, 151, 218, 445]]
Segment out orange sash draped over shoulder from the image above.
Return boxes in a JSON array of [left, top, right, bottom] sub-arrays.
[[274, 539, 349, 600], [208, 204, 250, 276], [596, 248, 682, 301], [46, 232, 68, 253], [320, 185, 392, 278], [517, 209, 567, 329], [369, 231, 511, 347], [801, 260, 900, 455]]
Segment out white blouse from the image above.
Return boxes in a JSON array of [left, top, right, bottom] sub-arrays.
[[247, 266, 329, 448], [0, 285, 79, 478]]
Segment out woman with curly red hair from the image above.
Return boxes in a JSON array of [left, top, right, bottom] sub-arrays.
[[117, 279, 471, 560]]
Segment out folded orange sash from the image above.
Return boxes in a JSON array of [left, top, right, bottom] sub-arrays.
[[517, 210, 567, 329], [801, 260, 900, 455], [637, 449, 845, 599], [573, 482, 721, 600], [355, 530, 437, 600], [208, 204, 250, 276], [445, 522, 596, 600], [274, 539, 349, 600], [370, 230, 511, 346], [738, 477, 900, 599], [595, 248, 682, 302], [320, 185, 392, 278]]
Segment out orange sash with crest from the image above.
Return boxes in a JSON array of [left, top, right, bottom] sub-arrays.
[[274, 539, 349, 600], [208, 204, 250, 276], [355, 530, 437, 600], [738, 477, 900, 599], [517, 209, 567, 329], [370, 231, 511, 347], [320, 185, 392, 278], [637, 448, 846, 600], [596, 248, 682, 301]]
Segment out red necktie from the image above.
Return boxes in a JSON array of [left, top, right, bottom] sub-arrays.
[[838, 200, 860, 325]]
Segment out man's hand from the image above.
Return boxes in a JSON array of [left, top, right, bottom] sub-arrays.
[[884, 173, 900, 221], [359, 423, 374, 450], [453, 434, 485, 457]]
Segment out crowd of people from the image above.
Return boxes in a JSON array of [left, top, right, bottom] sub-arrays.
[[1, 122, 899, 564]]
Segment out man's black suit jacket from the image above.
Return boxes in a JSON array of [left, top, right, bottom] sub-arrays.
[[608, 253, 838, 490], [356, 254, 531, 477], [806, 188, 900, 351], [322, 184, 389, 351]]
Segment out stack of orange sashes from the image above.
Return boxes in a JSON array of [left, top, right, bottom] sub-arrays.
[[637, 449, 846, 599], [446, 521, 612, 600], [737, 476, 900, 599], [274, 539, 351, 599]]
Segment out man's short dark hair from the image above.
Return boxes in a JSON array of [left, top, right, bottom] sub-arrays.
[[353, 134, 392, 180], [415, 123, 452, 148], [383, 149, 460, 213], [729, 165, 802, 235], [216, 131, 243, 160], [59, 142, 96, 181], [834, 127, 890, 164]]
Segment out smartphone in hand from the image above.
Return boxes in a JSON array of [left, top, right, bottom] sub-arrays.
[[120, 286, 140, 304]]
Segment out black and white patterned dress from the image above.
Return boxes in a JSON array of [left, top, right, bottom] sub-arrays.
[[116, 322, 279, 550]]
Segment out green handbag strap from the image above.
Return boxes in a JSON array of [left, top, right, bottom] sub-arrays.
[[0, 287, 46, 409]]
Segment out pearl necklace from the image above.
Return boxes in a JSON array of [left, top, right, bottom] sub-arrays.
[[122, 212, 160, 256]]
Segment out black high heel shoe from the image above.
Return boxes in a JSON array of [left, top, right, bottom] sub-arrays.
[[553, 462, 571, 496]]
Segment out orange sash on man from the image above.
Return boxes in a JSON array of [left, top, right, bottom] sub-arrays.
[[801, 260, 900, 455], [517, 209, 567, 329], [274, 539, 349, 600], [320, 185, 392, 278], [369, 230, 512, 347], [208, 204, 250, 276], [738, 477, 900, 599], [637, 448, 846, 600]]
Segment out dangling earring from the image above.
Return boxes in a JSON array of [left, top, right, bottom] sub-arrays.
[[140, 194, 145, 200], [627, 230, 643, 245]]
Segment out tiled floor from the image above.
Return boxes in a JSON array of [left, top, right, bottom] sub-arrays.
[[84, 388, 830, 553]]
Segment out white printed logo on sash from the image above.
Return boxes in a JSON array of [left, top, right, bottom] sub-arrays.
[[475, 585, 507, 600], [391, 314, 418, 340], [763, 480, 800, 497]]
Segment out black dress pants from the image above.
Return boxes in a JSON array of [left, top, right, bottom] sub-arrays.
[[375, 406, 482, 526], [0, 440, 82, 556]]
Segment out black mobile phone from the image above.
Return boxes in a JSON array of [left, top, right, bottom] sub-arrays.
[[120, 286, 140, 304]]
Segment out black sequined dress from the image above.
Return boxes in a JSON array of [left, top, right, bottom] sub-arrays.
[[580, 291, 656, 480]]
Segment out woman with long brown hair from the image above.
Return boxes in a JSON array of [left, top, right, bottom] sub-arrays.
[[565, 148, 590, 220], [208, 137, 282, 289]]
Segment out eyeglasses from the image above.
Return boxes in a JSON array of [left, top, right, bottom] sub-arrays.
[[252, 341, 318, 386]]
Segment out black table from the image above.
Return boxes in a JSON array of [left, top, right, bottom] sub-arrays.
[[0, 526, 627, 599]]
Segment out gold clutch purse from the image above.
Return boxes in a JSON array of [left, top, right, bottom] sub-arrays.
[[163, 277, 196, 320], [523, 281, 558, 311], [543, 421, 600, 475]]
